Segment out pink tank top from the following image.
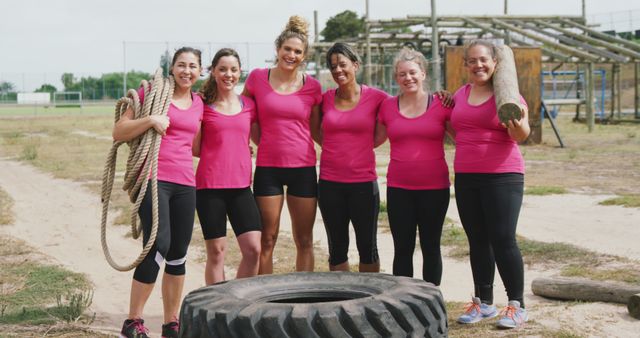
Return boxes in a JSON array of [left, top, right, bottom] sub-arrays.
[[139, 87, 203, 186], [196, 96, 256, 189], [320, 85, 388, 182], [244, 68, 322, 167], [378, 95, 451, 190], [451, 83, 525, 174]]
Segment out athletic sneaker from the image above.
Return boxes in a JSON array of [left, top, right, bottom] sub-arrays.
[[457, 296, 498, 324], [496, 300, 528, 329], [161, 321, 179, 338], [120, 318, 149, 338]]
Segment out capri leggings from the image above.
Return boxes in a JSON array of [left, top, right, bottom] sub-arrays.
[[133, 180, 196, 284], [387, 187, 450, 285], [455, 173, 525, 307], [317, 179, 380, 266], [196, 187, 262, 240]]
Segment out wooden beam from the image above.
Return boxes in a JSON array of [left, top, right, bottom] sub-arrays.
[[491, 19, 600, 62], [557, 18, 640, 53], [532, 277, 640, 304], [516, 21, 628, 63], [630, 294, 640, 319], [462, 18, 572, 62], [534, 20, 640, 60]]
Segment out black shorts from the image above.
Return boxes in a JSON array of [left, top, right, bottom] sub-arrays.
[[253, 166, 318, 198], [196, 187, 262, 240]]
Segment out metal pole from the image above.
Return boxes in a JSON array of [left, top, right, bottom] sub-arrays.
[[123, 41, 127, 97], [430, 0, 441, 90], [365, 0, 372, 85], [314, 10, 321, 80]]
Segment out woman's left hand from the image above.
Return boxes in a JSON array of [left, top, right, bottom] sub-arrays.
[[434, 90, 454, 108], [501, 106, 530, 142]]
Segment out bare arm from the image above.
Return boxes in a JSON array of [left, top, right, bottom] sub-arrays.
[[374, 121, 388, 148], [192, 127, 202, 157], [502, 105, 531, 143], [250, 122, 260, 145], [112, 106, 170, 142], [310, 105, 322, 145]]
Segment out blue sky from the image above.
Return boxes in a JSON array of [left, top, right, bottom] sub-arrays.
[[1, 0, 637, 91]]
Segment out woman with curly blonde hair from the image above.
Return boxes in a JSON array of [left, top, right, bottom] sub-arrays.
[[243, 15, 322, 274]]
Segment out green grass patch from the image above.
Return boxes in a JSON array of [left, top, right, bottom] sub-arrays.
[[599, 194, 640, 208], [0, 186, 14, 225], [0, 235, 93, 325], [525, 186, 568, 196]]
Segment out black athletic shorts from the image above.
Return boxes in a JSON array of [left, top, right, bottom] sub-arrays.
[[253, 166, 318, 198], [196, 187, 262, 240]]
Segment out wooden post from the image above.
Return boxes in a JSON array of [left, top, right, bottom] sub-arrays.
[[636, 62, 639, 119], [629, 293, 640, 319], [532, 277, 640, 304], [586, 62, 595, 132], [610, 64, 616, 118], [365, 0, 372, 86], [430, 0, 441, 90], [314, 11, 321, 84], [493, 45, 523, 124], [617, 63, 622, 119]]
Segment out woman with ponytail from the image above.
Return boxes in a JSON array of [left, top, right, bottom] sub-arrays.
[[194, 48, 262, 285], [243, 15, 322, 274]]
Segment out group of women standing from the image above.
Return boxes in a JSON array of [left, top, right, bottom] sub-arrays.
[[112, 15, 530, 338]]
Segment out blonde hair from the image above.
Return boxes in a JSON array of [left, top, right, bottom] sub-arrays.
[[275, 15, 310, 55], [393, 47, 429, 92]]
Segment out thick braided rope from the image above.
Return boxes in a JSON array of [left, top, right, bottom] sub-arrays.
[[100, 68, 174, 271]]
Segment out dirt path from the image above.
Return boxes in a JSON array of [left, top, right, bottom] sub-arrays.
[[1, 158, 639, 336], [0, 159, 206, 336]]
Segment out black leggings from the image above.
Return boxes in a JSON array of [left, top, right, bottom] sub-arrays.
[[317, 179, 379, 266], [134, 181, 195, 284], [455, 173, 525, 307], [387, 187, 450, 285]]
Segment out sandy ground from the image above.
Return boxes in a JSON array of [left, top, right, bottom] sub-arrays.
[[1, 158, 639, 336]]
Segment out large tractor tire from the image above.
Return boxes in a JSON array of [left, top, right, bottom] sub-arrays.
[[179, 272, 447, 337]]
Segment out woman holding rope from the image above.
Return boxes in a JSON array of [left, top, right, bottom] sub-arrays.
[[243, 15, 322, 274], [112, 47, 203, 338], [193, 48, 262, 284], [452, 40, 530, 329]]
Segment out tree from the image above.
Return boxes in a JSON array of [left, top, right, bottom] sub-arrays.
[[61, 73, 75, 91], [321, 10, 365, 42], [0, 81, 15, 94], [35, 83, 57, 93], [160, 50, 172, 77]]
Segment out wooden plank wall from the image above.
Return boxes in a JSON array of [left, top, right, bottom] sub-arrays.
[[444, 46, 542, 144]]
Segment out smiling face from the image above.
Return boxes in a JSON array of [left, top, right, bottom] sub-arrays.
[[329, 53, 359, 87], [465, 45, 497, 86], [276, 37, 305, 71], [395, 60, 426, 94], [212, 55, 240, 93], [171, 52, 201, 90]]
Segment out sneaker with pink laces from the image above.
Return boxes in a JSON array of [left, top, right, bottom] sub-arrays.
[[120, 318, 149, 338], [457, 296, 498, 324], [496, 300, 528, 329], [162, 320, 179, 338]]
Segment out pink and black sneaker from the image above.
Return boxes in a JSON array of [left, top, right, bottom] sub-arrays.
[[120, 318, 149, 338], [161, 320, 179, 338]]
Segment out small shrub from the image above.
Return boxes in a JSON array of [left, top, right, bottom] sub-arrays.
[[21, 143, 38, 161]]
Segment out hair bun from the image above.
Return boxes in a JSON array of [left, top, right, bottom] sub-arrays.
[[285, 15, 309, 38]]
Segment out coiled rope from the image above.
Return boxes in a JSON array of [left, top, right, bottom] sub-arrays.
[[100, 68, 174, 271]]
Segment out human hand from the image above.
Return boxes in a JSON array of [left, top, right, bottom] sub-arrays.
[[150, 115, 170, 136], [434, 90, 454, 108]]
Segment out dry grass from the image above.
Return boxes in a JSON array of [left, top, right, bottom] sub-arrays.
[[0, 186, 14, 225]]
